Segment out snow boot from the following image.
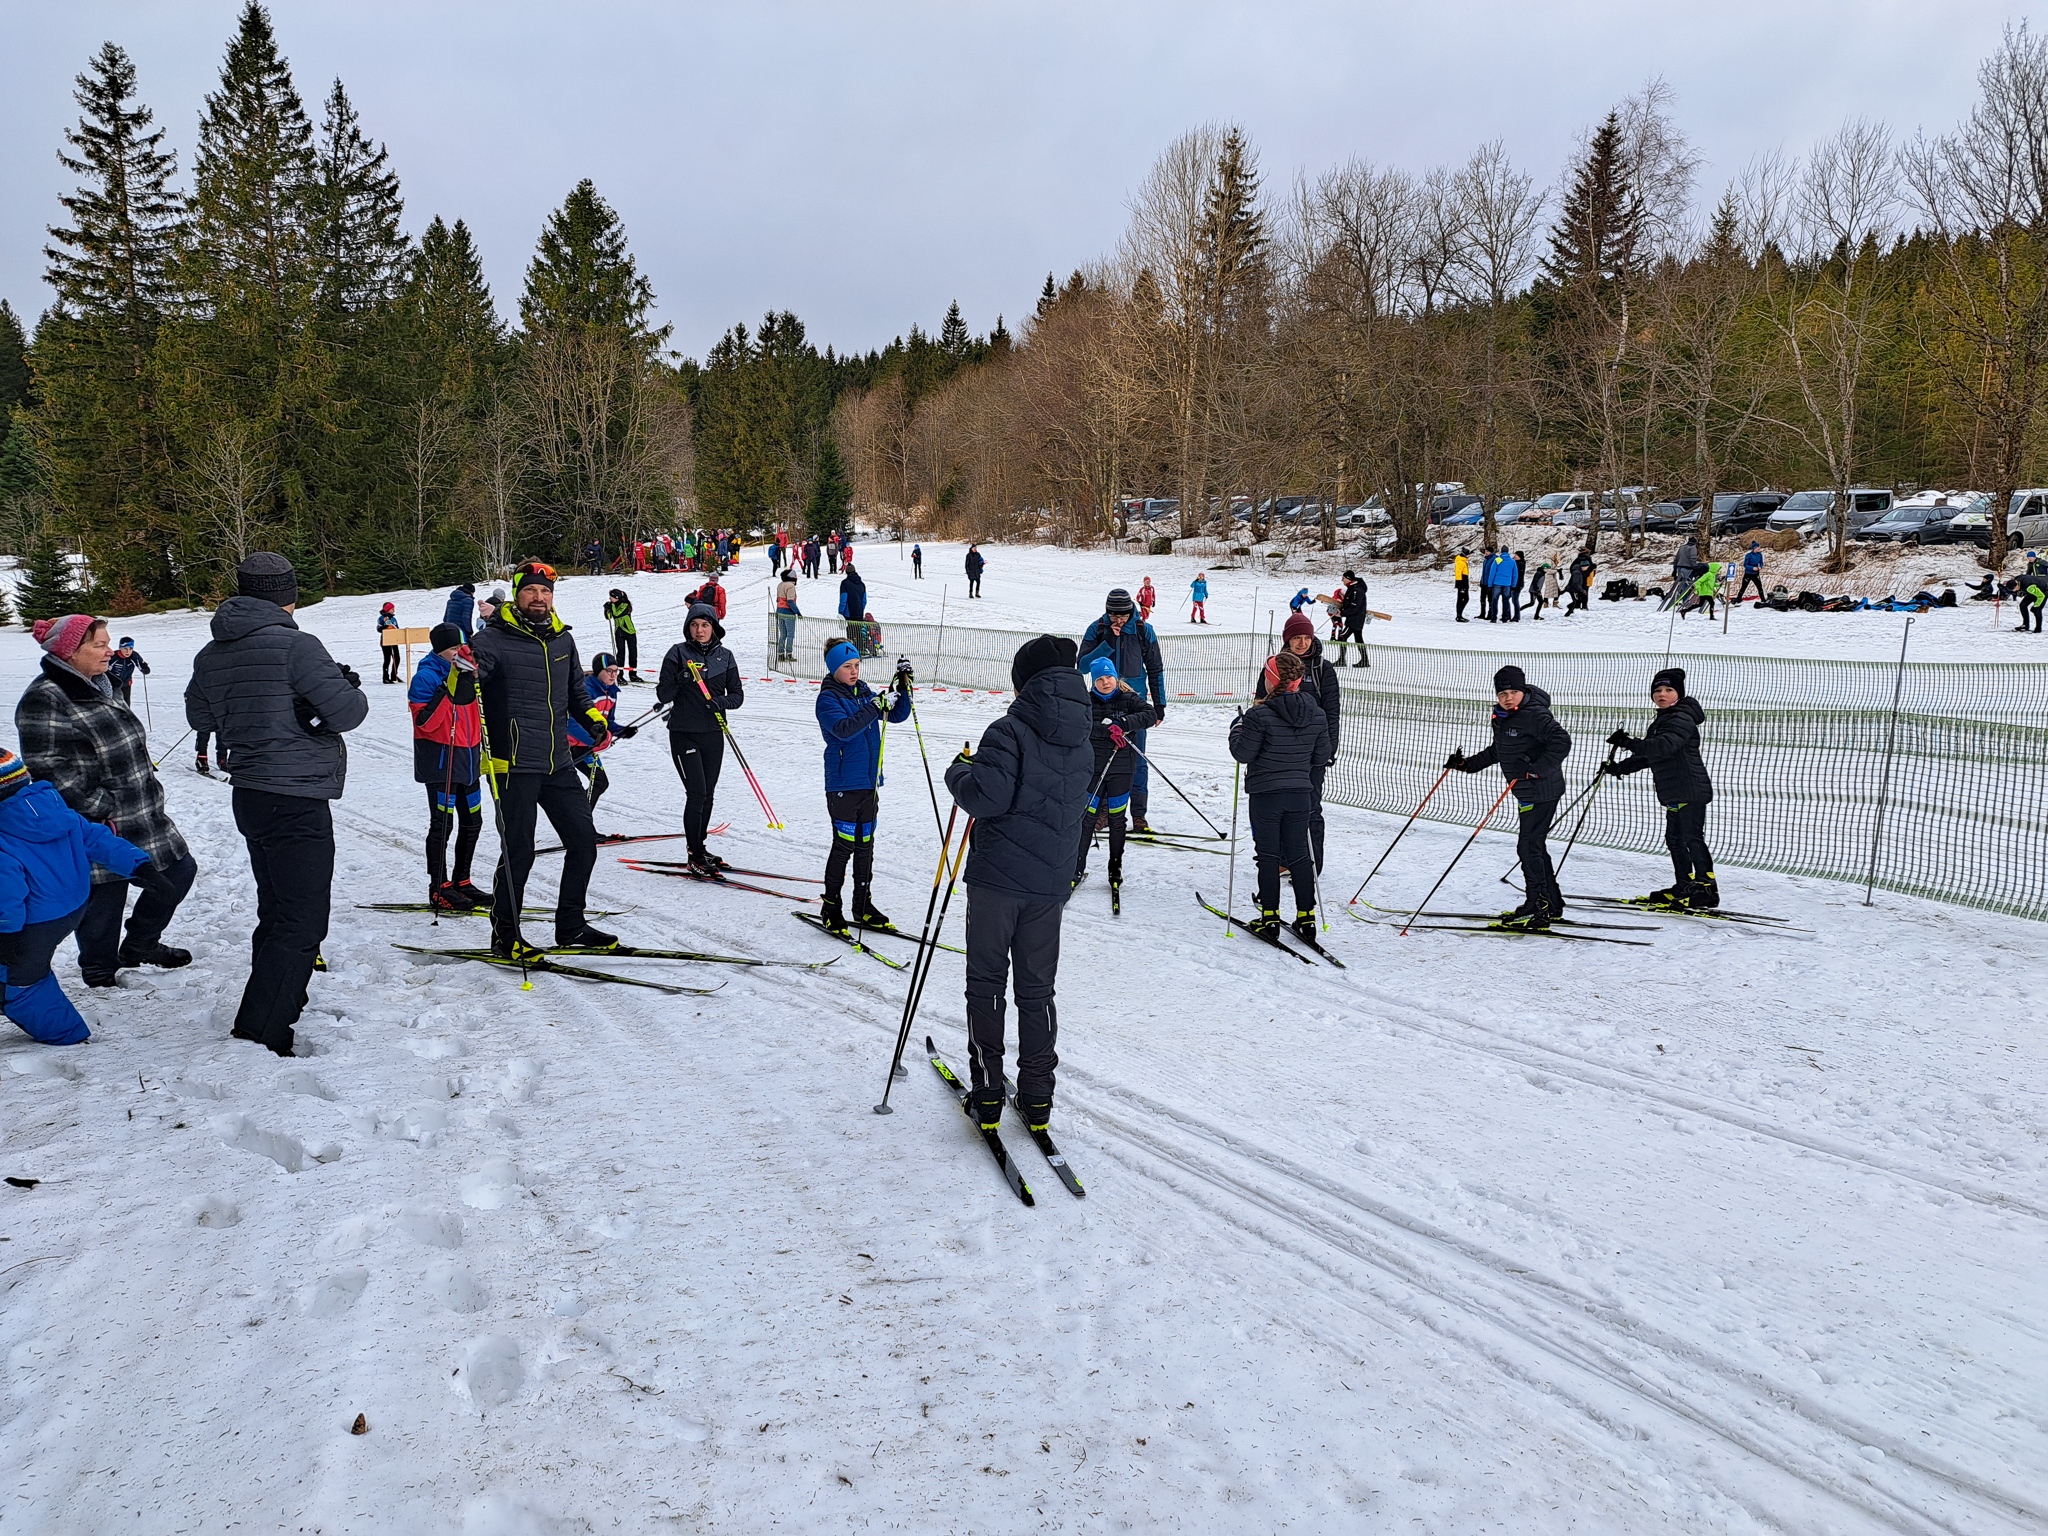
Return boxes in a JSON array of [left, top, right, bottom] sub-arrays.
[[1291, 911, 1318, 944], [1683, 874, 1721, 910], [1014, 1093, 1052, 1133], [430, 882, 467, 912], [818, 895, 850, 936], [1248, 908, 1281, 940], [118, 940, 191, 969], [965, 1088, 1005, 1133], [557, 925, 617, 951], [851, 888, 891, 929]]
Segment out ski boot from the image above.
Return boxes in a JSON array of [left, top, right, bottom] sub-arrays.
[[1291, 910, 1318, 944], [194, 753, 210, 775], [1639, 884, 1685, 908], [1517, 903, 1555, 932], [450, 879, 491, 909], [491, 930, 545, 963], [686, 847, 722, 877], [1682, 874, 1720, 909], [851, 888, 892, 929], [430, 882, 467, 912], [965, 1088, 1005, 1133], [1248, 907, 1282, 940], [556, 925, 617, 951], [1014, 1093, 1052, 1133], [818, 895, 850, 936]]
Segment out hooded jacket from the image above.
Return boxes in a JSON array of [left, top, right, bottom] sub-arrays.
[[408, 650, 483, 785], [816, 672, 912, 792], [1253, 637, 1340, 767], [18, 655, 190, 882], [1077, 614, 1166, 710], [469, 601, 606, 776], [838, 567, 867, 620], [1229, 688, 1330, 794], [1084, 682, 1160, 803], [185, 597, 369, 800], [0, 780, 149, 931], [656, 602, 743, 735], [443, 586, 476, 639], [1613, 696, 1713, 805], [945, 665, 1093, 901], [1461, 683, 1572, 802]]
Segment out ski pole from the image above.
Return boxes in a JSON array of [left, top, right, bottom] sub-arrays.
[[1553, 748, 1619, 881], [1494, 759, 1604, 886], [619, 700, 670, 732], [687, 660, 781, 829], [1398, 778, 1519, 937], [1119, 733, 1227, 838], [904, 683, 946, 845], [874, 803, 964, 1113], [141, 671, 153, 731], [1222, 756, 1243, 937], [1351, 765, 1452, 904], [1081, 735, 1124, 853], [881, 814, 974, 1113], [478, 746, 531, 990], [150, 727, 194, 770]]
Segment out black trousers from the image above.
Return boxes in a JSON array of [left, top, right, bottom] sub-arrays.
[[1737, 570, 1765, 602], [1565, 585, 1588, 614], [76, 850, 197, 980], [230, 789, 334, 1053], [1665, 801, 1714, 884], [1455, 578, 1469, 619], [489, 768, 596, 943], [671, 730, 725, 852], [425, 782, 483, 887], [1517, 796, 1562, 914], [381, 645, 402, 683], [964, 885, 1065, 1100], [825, 788, 877, 895], [612, 629, 639, 673], [1250, 788, 1317, 913], [1339, 615, 1368, 665], [968, 575, 981, 597]]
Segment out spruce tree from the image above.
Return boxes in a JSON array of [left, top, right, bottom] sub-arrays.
[[15, 539, 79, 625], [404, 216, 504, 401], [1542, 113, 1643, 288], [519, 180, 667, 344], [1035, 273, 1057, 320], [1199, 128, 1271, 338], [804, 434, 853, 538], [313, 78, 407, 319], [940, 300, 972, 363], [0, 303, 28, 417]]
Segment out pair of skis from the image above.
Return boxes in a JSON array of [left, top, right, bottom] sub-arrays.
[[790, 911, 968, 969], [924, 1037, 1084, 1203], [392, 937, 833, 994], [1347, 900, 1658, 946], [1195, 893, 1345, 966], [532, 825, 729, 857], [622, 859, 820, 903], [1569, 891, 1805, 931]]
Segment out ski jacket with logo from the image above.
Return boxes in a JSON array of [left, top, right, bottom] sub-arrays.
[[1460, 683, 1571, 803], [408, 650, 483, 785], [1077, 615, 1165, 710], [816, 673, 911, 792], [656, 603, 743, 737], [469, 605, 605, 777]]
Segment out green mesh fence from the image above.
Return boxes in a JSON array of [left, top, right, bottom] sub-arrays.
[[767, 614, 2048, 920]]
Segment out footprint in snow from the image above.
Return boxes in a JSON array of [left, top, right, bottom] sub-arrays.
[[456, 1334, 524, 1407], [278, 1068, 335, 1100], [6, 1054, 82, 1082], [407, 1036, 468, 1061], [212, 1112, 318, 1172], [460, 1157, 525, 1210], [391, 1204, 464, 1248], [296, 1267, 370, 1317], [182, 1193, 241, 1228], [427, 1260, 489, 1314]]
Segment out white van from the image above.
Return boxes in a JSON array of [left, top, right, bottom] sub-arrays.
[[1946, 490, 2048, 548]]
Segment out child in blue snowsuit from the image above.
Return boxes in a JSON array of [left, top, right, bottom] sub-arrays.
[[0, 747, 158, 1043]]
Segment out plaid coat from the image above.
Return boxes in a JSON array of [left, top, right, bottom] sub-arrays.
[[15, 656, 189, 883]]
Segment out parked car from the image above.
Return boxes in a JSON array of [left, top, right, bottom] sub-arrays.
[[1425, 493, 1481, 523], [1766, 488, 1894, 537], [1708, 492, 1786, 533], [1855, 491, 1978, 546], [1946, 489, 2048, 549], [1519, 490, 1600, 525], [1334, 504, 1391, 528]]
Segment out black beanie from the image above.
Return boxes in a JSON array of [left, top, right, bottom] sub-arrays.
[[430, 622, 463, 651], [1011, 634, 1077, 691], [1652, 666, 1686, 696], [236, 551, 298, 606], [1493, 664, 1527, 693]]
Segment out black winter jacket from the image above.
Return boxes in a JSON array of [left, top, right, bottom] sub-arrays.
[[656, 602, 744, 736], [469, 604, 605, 776], [1254, 638, 1340, 767], [1228, 689, 1330, 794], [1613, 697, 1713, 805], [185, 597, 368, 800], [1339, 579, 1370, 619], [1461, 682, 1571, 803], [1085, 684, 1159, 803], [945, 666, 1093, 902]]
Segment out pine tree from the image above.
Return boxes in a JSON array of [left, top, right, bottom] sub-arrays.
[[519, 180, 668, 344], [1035, 273, 1057, 320], [1543, 113, 1643, 288], [313, 78, 407, 319], [0, 303, 28, 416], [940, 300, 972, 362], [1199, 127, 1271, 339], [15, 539, 79, 625], [804, 433, 852, 537]]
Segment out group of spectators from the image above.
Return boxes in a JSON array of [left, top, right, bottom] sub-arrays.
[[1454, 546, 1595, 621]]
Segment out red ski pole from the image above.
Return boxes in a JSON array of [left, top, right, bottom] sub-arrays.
[[1398, 778, 1518, 936]]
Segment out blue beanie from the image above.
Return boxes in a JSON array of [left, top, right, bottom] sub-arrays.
[[1088, 656, 1119, 684], [825, 641, 859, 674]]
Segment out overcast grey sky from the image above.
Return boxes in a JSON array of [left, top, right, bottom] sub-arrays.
[[0, 1, 2026, 360]]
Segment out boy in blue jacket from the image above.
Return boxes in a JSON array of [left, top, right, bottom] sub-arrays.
[[0, 747, 165, 1043], [814, 640, 911, 935]]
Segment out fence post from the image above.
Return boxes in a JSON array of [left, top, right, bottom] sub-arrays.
[[934, 587, 947, 687], [1862, 616, 1914, 907]]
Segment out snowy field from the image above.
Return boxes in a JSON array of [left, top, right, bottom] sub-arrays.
[[1, 541, 2044, 1534]]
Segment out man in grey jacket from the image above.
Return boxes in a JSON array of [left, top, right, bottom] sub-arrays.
[[186, 553, 367, 1056]]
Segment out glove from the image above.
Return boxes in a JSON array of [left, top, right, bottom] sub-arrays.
[[453, 652, 476, 673], [340, 666, 362, 690], [610, 722, 638, 740], [132, 861, 178, 902], [1107, 723, 1129, 749], [953, 744, 974, 765], [1605, 729, 1632, 748], [894, 660, 914, 683], [1598, 760, 1623, 776], [1445, 750, 1466, 771]]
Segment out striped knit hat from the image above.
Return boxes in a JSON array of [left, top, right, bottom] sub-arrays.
[[0, 747, 30, 800]]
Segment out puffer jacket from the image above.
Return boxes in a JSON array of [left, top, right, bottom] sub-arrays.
[[1084, 683, 1159, 802], [17, 656, 188, 882], [1613, 697, 1713, 806], [185, 597, 368, 799], [1077, 615, 1165, 710], [817, 673, 911, 792], [656, 602, 744, 736], [469, 603, 606, 776], [1253, 638, 1340, 767], [838, 568, 867, 620], [1461, 682, 1572, 802], [443, 587, 475, 639], [0, 780, 149, 930], [1229, 688, 1329, 794], [945, 666, 1093, 902], [408, 650, 483, 785]]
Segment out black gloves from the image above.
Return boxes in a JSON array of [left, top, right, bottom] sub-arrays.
[[1606, 729, 1632, 748], [340, 665, 362, 690], [1598, 760, 1623, 777], [1153, 706, 1166, 724], [610, 722, 638, 739], [132, 862, 178, 901], [1445, 750, 1466, 771]]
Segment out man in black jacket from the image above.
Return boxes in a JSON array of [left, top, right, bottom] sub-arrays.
[[185, 552, 368, 1055], [944, 636, 1092, 1136], [1602, 666, 1717, 908], [471, 561, 634, 958], [1335, 570, 1370, 667], [1449, 664, 1573, 928], [656, 601, 743, 874]]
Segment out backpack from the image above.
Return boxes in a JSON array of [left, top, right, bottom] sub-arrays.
[[1797, 590, 1825, 612]]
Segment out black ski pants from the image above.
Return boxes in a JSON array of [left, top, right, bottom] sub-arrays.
[[426, 782, 483, 888], [489, 768, 597, 945], [964, 885, 1065, 1101], [381, 644, 402, 683], [1737, 569, 1765, 603], [825, 788, 877, 895], [1339, 615, 1368, 665], [612, 629, 639, 674], [1250, 788, 1317, 914], [1517, 795, 1562, 916], [671, 729, 725, 853], [76, 850, 196, 981], [1309, 763, 1328, 874], [1664, 801, 1714, 885], [1454, 578, 1469, 620], [230, 789, 334, 1055]]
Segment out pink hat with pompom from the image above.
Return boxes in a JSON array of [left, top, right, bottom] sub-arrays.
[[32, 613, 100, 660]]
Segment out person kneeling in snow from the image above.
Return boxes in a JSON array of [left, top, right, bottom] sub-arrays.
[[0, 747, 169, 1044]]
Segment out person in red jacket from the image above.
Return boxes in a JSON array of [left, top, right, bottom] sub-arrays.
[[408, 623, 487, 910], [688, 570, 728, 620]]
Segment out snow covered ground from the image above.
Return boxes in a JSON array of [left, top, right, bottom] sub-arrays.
[[1, 543, 2043, 1534]]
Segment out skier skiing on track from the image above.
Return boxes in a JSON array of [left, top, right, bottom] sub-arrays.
[[1255, 612, 1340, 871], [1601, 666, 1718, 909], [408, 621, 488, 911], [1072, 657, 1157, 896], [814, 640, 912, 935], [1078, 588, 1166, 831], [1230, 649, 1330, 942], [1447, 664, 1572, 929], [944, 635, 1092, 1136], [471, 562, 634, 958], [656, 601, 742, 875]]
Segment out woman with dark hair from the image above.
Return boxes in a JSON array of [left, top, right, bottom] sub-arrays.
[[1228, 649, 1330, 943]]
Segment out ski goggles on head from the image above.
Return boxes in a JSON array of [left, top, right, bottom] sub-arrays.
[[512, 560, 557, 592]]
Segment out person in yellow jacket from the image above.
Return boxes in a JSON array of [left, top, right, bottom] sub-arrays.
[[1454, 550, 1471, 622]]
